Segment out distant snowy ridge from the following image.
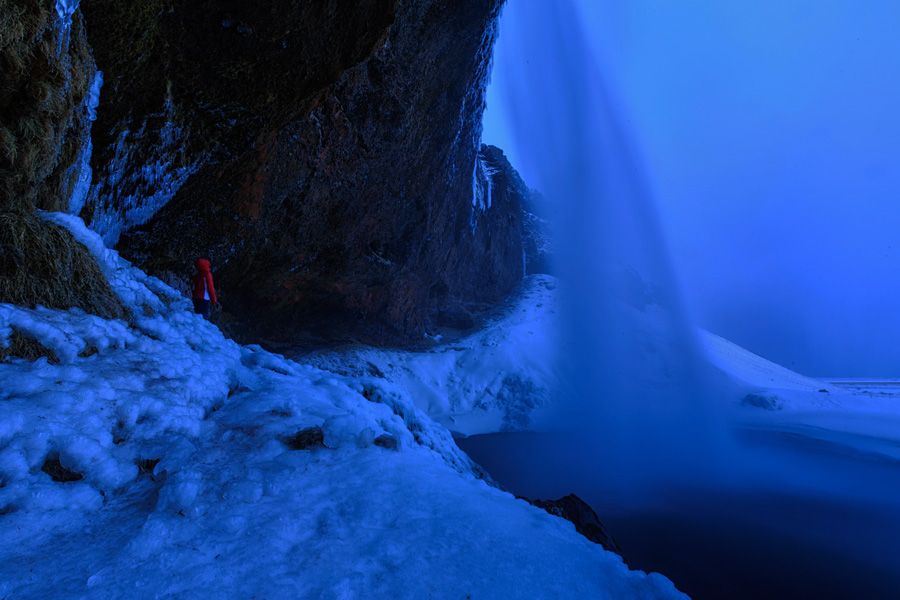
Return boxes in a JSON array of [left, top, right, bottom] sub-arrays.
[[0, 214, 685, 599], [700, 325, 900, 462], [700, 329, 838, 394]]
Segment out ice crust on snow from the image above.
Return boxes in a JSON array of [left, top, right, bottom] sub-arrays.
[[0, 214, 685, 599]]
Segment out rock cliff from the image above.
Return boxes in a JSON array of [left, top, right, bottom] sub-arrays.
[[72, 0, 529, 345]]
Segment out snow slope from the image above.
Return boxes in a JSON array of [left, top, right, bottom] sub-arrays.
[[700, 329, 839, 395], [299, 273, 900, 467], [700, 327, 900, 462], [301, 275, 561, 437], [0, 214, 685, 599]]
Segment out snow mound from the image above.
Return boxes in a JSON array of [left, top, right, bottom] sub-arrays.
[[0, 214, 684, 599], [40, 210, 186, 311]]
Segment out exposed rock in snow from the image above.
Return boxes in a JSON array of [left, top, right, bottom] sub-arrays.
[[529, 493, 625, 556]]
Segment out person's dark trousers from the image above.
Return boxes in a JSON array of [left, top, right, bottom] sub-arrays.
[[193, 298, 210, 318]]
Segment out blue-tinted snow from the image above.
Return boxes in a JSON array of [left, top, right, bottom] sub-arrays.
[[0, 215, 685, 599]]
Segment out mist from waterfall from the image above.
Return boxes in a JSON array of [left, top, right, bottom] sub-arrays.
[[472, 5, 900, 597], [485, 0, 731, 503]]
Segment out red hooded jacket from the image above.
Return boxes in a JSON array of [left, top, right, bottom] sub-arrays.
[[191, 259, 217, 304]]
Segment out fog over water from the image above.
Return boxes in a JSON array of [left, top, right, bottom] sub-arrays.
[[484, 0, 900, 378], [475, 3, 900, 598], [484, 0, 733, 502]]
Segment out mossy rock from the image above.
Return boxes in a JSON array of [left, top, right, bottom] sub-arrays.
[[0, 329, 58, 363], [0, 210, 128, 320], [0, 0, 96, 212]]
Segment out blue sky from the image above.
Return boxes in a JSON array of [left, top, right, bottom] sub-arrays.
[[483, 0, 900, 376]]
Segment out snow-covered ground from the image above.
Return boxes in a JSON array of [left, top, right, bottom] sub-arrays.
[[302, 273, 900, 467], [0, 214, 685, 599], [300, 274, 561, 438], [702, 329, 900, 464]]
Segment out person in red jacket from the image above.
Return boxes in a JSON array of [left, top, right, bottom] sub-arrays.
[[191, 258, 219, 318]]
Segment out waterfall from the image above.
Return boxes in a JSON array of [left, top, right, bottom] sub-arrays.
[[489, 0, 728, 500]]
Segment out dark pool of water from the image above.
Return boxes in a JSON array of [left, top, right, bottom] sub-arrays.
[[457, 429, 900, 600]]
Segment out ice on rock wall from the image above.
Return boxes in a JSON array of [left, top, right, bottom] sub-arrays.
[[88, 85, 201, 246], [472, 154, 496, 211], [469, 154, 498, 232], [54, 0, 80, 55], [67, 71, 102, 216], [85, 71, 102, 122]]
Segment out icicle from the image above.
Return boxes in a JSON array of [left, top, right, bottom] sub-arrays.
[[472, 160, 482, 210], [85, 71, 103, 122], [90, 82, 202, 246], [472, 155, 498, 211], [67, 137, 92, 216], [54, 0, 80, 56], [470, 155, 499, 233]]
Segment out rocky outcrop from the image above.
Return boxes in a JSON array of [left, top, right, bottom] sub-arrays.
[[529, 494, 624, 556], [478, 144, 553, 277], [76, 0, 528, 345]]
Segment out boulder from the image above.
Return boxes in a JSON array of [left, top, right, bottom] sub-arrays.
[[529, 493, 625, 556]]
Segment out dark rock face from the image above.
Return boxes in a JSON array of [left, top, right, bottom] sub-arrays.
[[373, 433, 399, 450], [79, 0, 398, 241], [285, 426, 326, 451], [741, 393, 783, 411], [41, 456, 84, 483], [529, 494, 624, 556], [79, 0, 527, 345], [478, 144, 553, 277]]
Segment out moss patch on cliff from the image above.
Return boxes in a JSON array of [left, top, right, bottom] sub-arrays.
[[0, 211, 128, 320], [0, 3, 124, 324], [0, 0, 94, 212]]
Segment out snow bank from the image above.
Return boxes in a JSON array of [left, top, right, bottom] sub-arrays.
[[303, 275, 561, 437], [40, 210, 182, 311], [0, 215, 684, 599], [701, 329, 839, 395], [702, 326, 900, 462]]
